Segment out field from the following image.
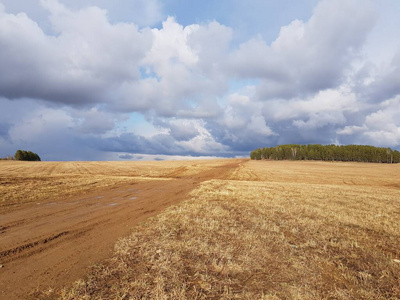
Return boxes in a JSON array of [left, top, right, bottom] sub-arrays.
[[1, 160, 399, 299], [0, 160, 230, 212]]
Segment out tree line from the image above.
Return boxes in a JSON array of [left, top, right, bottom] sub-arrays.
[[14, 150, 41, 161], [250, 144, 400, 163]]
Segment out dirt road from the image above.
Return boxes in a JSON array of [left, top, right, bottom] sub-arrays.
[[0, 159, 244, 299]]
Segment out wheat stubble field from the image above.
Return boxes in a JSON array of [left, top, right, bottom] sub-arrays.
[[1, 160, 400, 299]]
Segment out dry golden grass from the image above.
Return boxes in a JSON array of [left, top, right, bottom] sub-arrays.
[[55, 160, 400, 300], [0, 160, 229, 211], [230, 160, 400, 188]]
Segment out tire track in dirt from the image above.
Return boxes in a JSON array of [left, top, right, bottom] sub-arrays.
[[0, 231, 70, 262], [0, 159, 245, 299]]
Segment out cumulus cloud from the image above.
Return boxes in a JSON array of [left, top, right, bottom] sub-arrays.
[[71, 108, 125, 135], [0, 1, 152, 105], [111, 16, 233, 120], [205, 90, 277, 152], [263, 87, 359, 127], [88, 119, 229, 157], [228, 0, 376, 99], [1, 0, 400, 160], [360, 49, 400, 103], [337, 96, 400, 147], [154, 119, 200, 141]]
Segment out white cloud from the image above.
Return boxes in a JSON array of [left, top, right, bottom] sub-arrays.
[[337, 96, 400, 147], [166, 119, 200, 141], [229, 0, 376, 99], [0, 0, 152, 104], [1, 0, 400, 160], [117, 17, 231, 117], [263, 87, 358, 124], [144, 17, 199, 69], [361, 49, 400, 102], [337, 125, 366, 136], [188, 20, 233, 76], [72, 108, 123, 135], [176, 120, 229, 154]]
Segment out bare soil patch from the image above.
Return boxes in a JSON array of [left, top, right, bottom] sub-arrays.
[[0, 159, 242, 299]]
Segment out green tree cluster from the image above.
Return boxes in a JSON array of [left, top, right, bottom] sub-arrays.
[[250, 144, 400, 163], [14, 150, 41, 161]]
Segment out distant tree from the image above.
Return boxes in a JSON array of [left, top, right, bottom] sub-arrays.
[[14, 150, 41, 161]]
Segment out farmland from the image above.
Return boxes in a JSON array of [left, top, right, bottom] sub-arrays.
[[0, 160, 232, 211], [1, 160, 399, 299]]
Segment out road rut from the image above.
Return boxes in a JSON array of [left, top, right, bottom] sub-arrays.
[[0, 159, 244, 299]]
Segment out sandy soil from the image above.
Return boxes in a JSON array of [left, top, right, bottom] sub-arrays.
[[0, 159, 244, 299]]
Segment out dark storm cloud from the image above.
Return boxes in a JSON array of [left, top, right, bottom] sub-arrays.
[[152, 118, 200, 141], [86, 133, 205, 156], [205, 120, 277, 152], [0, 122, 10, 140], [118, 154, 134, 160], [88, 133, 186, 155]]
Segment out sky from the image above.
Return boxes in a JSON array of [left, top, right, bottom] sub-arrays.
[[1, 0, 400, 161]]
